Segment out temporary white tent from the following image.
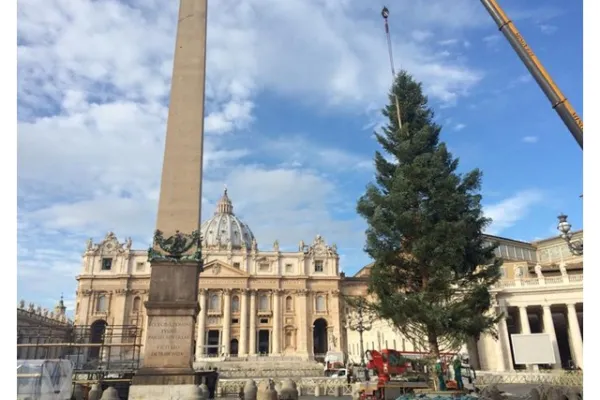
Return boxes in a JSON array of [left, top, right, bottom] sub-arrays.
[[17, 359, 73, 400]]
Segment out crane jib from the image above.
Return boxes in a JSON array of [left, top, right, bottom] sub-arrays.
[[480, 0, 583, 149]]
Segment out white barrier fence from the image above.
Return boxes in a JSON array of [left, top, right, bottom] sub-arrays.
[[216, 371, 583, 397]]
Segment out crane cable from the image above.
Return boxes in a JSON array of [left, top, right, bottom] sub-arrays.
[[381, 6, 403, 133]]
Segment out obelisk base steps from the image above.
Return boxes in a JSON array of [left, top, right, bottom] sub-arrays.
[[131, 368, 198, 386], [128, 384, 202, 400]]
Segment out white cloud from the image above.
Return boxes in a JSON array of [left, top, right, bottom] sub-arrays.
[[484, 190, 545, 235], [482, 34, 501, 48], [522, 135, 539, 143], [262, 136, 373, 173], [411, 30, 433, 42], [438, 39, 459, 46], [539, 24, 558, 35], [453, 123, 467, 132]]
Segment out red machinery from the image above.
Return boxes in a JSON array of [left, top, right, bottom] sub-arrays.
[[360, 349, 462, 400], [365, 349, 410, 383]]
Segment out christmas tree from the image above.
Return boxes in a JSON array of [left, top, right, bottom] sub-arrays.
[[356, 71, 503, 357]]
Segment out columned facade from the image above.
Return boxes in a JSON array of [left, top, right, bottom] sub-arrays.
[[71, 191, 582, 372]]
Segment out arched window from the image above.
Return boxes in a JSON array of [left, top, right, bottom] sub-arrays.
[[315, 295, 326, 312], [285, 296, 293, 312], [209, 294, 220, 311], [96, 294, 108, 313], [259, 294, 269, 311], [132, 297, 141, 313], [231, 296, 240, 313]]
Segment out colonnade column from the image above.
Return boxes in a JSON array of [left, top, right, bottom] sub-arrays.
[[496, 304, 514, 371], [272, 289, 281, 355], [195, 288, 207, 361], [249, 290, 257, 356], [518, 306, 538, 371], [542, 305, 562, 369], [222, 289, 231, 355], [566, 303, 583, 368], [239, 289, 249, 356]]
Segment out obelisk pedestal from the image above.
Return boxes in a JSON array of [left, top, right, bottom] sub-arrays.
[[129, 0, 208, 398]]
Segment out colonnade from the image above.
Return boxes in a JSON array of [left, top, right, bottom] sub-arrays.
[[493, 302, 583, 370], [195, 288, 292, 359]]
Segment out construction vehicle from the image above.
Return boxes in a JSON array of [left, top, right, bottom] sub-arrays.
[[323, 350, 347, 376], [479, 0, 583, 149], [357, 349, 477, 400]]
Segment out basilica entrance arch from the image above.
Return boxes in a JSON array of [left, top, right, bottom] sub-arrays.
[[89, 319, 107, 359], [230, 339, 239, 356], [313, 318, 328, 357]]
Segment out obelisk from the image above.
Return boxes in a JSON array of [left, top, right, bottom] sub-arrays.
[[129, 0, 207, 398]]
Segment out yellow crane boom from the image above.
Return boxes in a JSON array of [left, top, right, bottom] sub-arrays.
[[480, 0, 583, 149]]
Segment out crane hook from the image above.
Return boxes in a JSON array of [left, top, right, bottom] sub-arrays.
[[381, 6, 389, 19]]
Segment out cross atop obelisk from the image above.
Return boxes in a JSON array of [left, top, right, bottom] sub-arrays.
[[130, 0, 208, 398]]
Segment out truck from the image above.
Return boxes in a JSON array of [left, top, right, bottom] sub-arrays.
[[323, 351, 347, 377]]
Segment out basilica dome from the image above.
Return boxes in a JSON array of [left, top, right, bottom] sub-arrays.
[[200, 189, 256, 250]]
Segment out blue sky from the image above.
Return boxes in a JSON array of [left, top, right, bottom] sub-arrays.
[[16, 0, 583, 313]]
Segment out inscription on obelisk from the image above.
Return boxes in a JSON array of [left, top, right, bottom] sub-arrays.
[[129, 0, 208, 395]]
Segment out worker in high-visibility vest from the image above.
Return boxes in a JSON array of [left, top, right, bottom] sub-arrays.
[[435, 359, 446, 391], [452, 356, 464, 390]]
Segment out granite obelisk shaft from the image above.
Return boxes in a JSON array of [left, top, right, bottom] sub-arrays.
[[156, 0, 207, 234], [130, 0, 207, 393]]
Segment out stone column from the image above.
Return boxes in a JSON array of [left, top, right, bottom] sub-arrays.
[[196, 289, 207, 360], [272, 289, 281, 355], [239, 289, 249, 356], [566, 303, 583, 368], [518, 306, 538, 371], [542, 305, 562, 369], [331, 290, 342, 351], [297, 289, 310, 359], [249, 290, 257, 355], [496, 306, 514, 371], [223, 289, 232, 355]]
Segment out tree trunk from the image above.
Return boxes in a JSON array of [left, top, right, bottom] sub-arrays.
[[466, 336, 481, 370], [427, 328, 442, 391], [427, 328, 440, 359]]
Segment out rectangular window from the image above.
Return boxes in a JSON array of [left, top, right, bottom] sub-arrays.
[[260, 318, 269, 324], [232, 318, 239, 324], [136, 262, 145, 271], [259, 263, 270, 271], [285, 263, 293, 273], [233, 262, 240, 269], [314, 260, 324, 272], [101, 258, 113, 271]]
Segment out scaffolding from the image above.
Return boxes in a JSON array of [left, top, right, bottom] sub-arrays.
[[17, 324, 142, 396]]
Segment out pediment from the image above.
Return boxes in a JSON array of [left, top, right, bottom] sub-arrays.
[[203, 260, 249, 277]]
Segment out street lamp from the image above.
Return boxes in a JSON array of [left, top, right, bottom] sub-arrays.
[[557, 214, 583, 256], [344, 300, 376, 380]]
